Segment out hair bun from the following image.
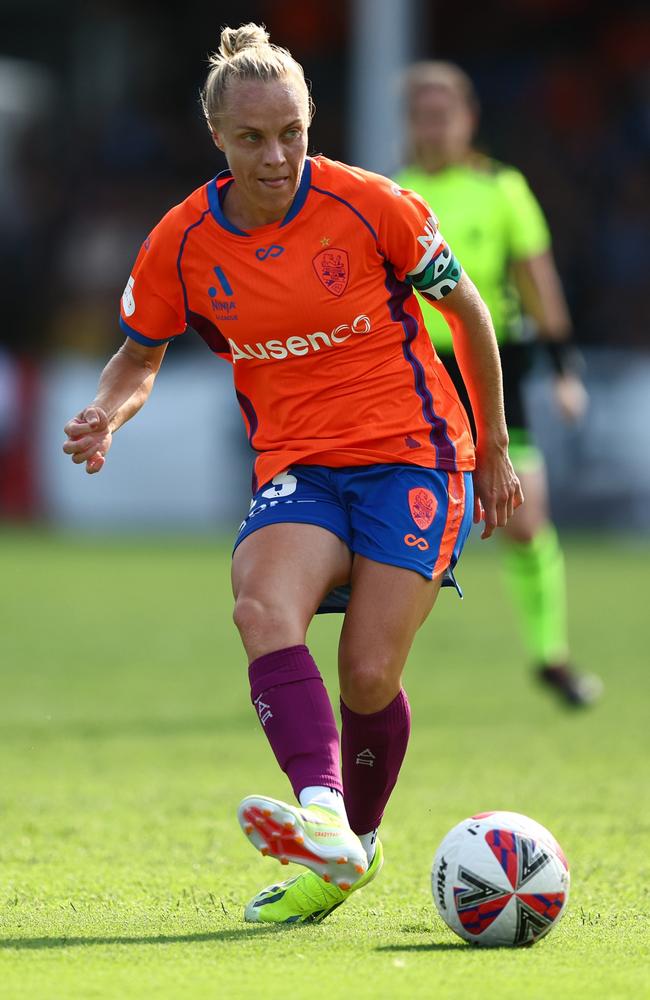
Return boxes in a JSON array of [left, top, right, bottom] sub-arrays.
[[219, 23, 270, 58]]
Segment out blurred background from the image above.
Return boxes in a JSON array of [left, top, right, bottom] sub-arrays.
[[1, 0, 648, 532]]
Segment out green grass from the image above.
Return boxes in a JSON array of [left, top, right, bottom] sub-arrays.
[[1, 528, 649, 999]]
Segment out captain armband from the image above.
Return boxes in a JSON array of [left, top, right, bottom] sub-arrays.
[[406, 234, 463, 301]]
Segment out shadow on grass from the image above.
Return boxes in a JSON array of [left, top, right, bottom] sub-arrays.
[[376, 942, 471, 953], [0, 927, 286, 950]]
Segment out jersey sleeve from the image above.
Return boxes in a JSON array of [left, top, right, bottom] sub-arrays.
[[497, 168, 551, 260], [377, 182, 462, 301], [119, 211, 187, 346]]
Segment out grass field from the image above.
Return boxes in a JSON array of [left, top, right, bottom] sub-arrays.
[[1, 528, 649, 999]]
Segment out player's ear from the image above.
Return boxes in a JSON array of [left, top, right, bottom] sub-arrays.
[[211, 129, 224, 151]]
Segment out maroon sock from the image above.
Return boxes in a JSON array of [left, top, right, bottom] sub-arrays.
[[248, 645, 343, 799], [340, 689, 411, 834]]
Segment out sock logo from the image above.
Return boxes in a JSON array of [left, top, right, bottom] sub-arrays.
[[254, 696, 273, 727], [356, 748, 376, 767]]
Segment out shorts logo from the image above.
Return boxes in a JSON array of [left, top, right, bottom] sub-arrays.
[[313, 248, 349, 296], [404, 533, 429, 551], [409, 488, 437, 530]]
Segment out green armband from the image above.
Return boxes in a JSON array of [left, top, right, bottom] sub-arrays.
[[407, 232, 462, 301]]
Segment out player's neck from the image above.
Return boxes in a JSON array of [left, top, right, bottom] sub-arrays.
[[221, 182, 288, 231]]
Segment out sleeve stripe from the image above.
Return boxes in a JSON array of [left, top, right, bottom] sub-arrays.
[[119, 317, 185, 345]]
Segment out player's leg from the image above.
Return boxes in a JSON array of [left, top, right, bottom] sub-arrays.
[[245, 555, 444, 926], [233, 522, 370, 879], [338, 465, 473, 864], [338, 556, 441, 861], [232, 470, 369, 898]]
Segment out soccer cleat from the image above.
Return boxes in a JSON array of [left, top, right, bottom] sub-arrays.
[[245, 838, 384, 924], [237, 794, 368, 888], [537, 664, 603, 707]]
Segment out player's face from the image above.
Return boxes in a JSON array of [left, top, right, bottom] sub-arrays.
[[214, 75, 309, 228], [409, 85, 475, 163]]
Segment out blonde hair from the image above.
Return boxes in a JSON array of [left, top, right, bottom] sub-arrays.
[[403, 60, 478, 115], [201, 23, 313, 131]]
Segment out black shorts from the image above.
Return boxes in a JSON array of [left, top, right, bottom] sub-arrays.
[[439, 341, 534, 442]]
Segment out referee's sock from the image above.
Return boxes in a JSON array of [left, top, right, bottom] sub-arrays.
[[501, 524, 569, 666]]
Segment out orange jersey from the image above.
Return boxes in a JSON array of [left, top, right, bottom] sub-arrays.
[[119, 156, 474, 489]]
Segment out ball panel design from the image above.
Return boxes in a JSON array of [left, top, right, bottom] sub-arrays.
[[432, 811, 570, 947]]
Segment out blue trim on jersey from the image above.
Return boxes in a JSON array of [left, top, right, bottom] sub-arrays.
[[280, 159, 312, 226], [177, 207, 212, 316], [236, 389, 259, 448], [309, 185, 379, 242], [207, 175, 248, 235], [207, 160, 313, 235], [383, 262, 457, 467], [119, 317, 183, 345]]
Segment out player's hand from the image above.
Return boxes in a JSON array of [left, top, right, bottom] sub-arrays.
[[472, 441, 524, 539], [63, 405, 112, 474], [554, 373, 588, 423]]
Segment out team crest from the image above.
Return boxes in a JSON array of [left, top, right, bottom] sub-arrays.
[[313, 248, 349, 296], [409, 488, 437, 530]]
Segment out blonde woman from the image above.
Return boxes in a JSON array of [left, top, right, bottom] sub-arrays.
[[63, 25, 522, 924]]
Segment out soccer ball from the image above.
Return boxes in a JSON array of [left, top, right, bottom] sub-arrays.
[[431, 811, 570, 947]]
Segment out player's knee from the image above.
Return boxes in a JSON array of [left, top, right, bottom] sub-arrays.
[[340, 658, 401, 714], [232, 593, 298, 647]]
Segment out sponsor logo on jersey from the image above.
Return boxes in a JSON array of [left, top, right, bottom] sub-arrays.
[[208, 265, 238, 320], [409, 487, 437, 530], [312, 248, 349, 296], [228, 314, 371, 363], [255, 244, 284, 261]]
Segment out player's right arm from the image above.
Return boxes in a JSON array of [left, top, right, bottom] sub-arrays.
[[63, 205, 188, 474], [63, 339, 167, 474]]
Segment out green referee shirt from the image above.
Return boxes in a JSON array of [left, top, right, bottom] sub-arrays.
[[394, 159, 550, 351]]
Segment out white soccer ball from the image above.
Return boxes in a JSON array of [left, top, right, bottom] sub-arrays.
[[431, 811, 570, 947]]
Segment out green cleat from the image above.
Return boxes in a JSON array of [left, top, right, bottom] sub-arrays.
[[245, 839, 384, 924], [238, 794, 368, 889]]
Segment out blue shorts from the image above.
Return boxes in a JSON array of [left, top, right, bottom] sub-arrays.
[[233, 464, 474, 613]]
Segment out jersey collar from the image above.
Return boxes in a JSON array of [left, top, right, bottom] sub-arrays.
[[207, 157, 312, 235]]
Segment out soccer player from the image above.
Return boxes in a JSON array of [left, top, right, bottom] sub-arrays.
[[396, 61, 602, 707], [63, 25, 522, 924]]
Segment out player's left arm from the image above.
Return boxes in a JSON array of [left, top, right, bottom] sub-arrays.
[[378, 182, 522, 536], [431, 272, 523, 539]]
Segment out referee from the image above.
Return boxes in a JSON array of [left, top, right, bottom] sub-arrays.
[[396, 60, 602, 706]]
